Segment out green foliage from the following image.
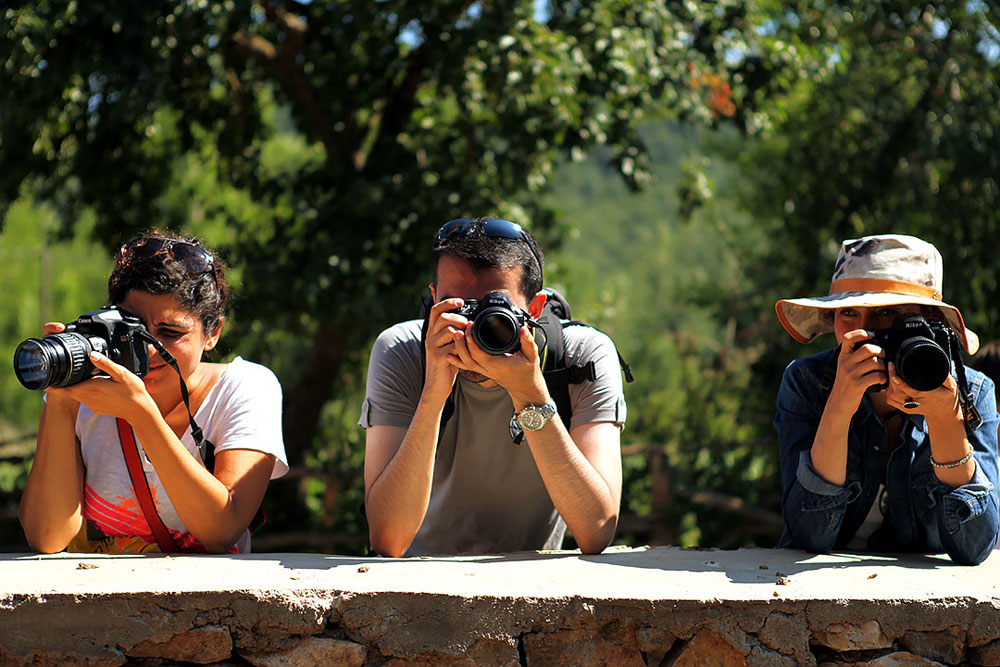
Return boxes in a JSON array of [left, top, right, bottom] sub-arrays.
[[0, 197, 110, 427], [546, 122, 780, 548], [2, 1, 997, 554], [1, 1, 779, 464], [726, 1, 1000, 418]]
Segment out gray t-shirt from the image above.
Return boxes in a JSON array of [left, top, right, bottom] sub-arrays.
[[359, 319, 627, 555]]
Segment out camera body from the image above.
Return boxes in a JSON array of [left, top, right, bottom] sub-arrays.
[[450, 291, 527, 355], [858, 314, 954, 392], [14, 307, 151, 390]]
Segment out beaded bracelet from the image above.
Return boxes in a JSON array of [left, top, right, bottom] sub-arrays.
[[930, 447, 974, 469]]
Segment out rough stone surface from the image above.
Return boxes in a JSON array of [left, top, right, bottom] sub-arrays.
[[672, 630, 750, 666], [900, 628, 966, 665], [970, 638, 1000, 667], [758, 611, 811, 664], [127, 625, 233, 663], [0, 547, 997, 666], [856, 651, 946, 666], [242, 636, 366, 667], [814, 620, 893, 651], [522, 624, 645, 666]]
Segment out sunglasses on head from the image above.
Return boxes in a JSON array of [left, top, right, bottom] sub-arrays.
[[118, 237, 216, 280], [435, 218, 543, 280]]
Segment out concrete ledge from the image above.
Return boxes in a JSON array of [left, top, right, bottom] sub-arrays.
[[1, 547, 998, 666]]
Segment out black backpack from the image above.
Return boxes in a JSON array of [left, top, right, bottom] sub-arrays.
[[420, 287, 633, 441]]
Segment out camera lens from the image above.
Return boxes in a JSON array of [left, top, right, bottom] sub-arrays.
[[13, 333, 98, 390], [895, 337, 950, 392], [473, 310, 521, 354]]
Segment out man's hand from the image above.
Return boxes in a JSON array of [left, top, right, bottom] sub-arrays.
[[827, 329, 887, 417], [451, 322, 549, 407], [423, 298, 468, 402]]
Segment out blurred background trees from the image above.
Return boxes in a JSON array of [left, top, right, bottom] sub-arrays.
[[1, 1, 997, 552]]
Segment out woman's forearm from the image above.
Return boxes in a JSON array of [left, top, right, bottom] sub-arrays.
[[19, 399, 85, 553], [810, 401, 854, 487], [128, 405, 267, 551]]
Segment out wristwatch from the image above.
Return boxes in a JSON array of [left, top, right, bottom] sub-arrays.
[[512, 401, 558, 432]]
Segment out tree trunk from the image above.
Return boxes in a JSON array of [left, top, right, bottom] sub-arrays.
[[282, 319, 348, 464]]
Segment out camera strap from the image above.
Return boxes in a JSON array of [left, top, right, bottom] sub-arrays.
[[115, 418, 180, 553], [138, 333, 266, 535], [949, 334, 983, 434], [139, 332, 214, 469]]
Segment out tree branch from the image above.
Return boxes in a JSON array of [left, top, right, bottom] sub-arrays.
[[228, 2, 346, 167], [360, 1, 476, 174]]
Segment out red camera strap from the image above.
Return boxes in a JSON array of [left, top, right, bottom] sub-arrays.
[[115, 418, 180, 553]]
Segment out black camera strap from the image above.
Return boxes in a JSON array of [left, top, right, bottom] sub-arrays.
[[139, 332, 214, 470], [948, 333, 983, 435]]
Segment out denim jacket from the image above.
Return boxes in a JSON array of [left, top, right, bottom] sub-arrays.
[[775, 348, 999, 565]]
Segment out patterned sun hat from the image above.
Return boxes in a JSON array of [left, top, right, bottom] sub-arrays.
[[775, 234, 979, 353]]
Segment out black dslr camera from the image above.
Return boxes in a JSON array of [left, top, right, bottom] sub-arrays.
[[13, 307, 151, 390], [451, 291, 527, 355], [857, 314, 955, 392]]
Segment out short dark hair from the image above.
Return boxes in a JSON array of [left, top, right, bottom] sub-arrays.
[[108, 231, 230, 335], [431, 217, 544, 300]]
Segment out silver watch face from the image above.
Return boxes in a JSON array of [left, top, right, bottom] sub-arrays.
[[518, 410, 547, 431], [517, 403, 555, 431]]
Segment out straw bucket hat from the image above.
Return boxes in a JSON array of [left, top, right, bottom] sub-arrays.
[[775, 234, 979, 354]]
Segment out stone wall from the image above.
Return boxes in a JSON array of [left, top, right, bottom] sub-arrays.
[[1, 547, 999, 666]]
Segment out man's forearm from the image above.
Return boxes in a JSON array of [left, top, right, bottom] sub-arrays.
[[365, 395, 447, 557], [522, 419, 620, 554]]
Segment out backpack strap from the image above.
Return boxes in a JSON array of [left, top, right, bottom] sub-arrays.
[[115, 418, 180, 553], [535, 303, 574, 429]]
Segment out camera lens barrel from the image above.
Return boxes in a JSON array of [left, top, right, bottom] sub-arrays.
[[13, 332, 104, 390], [894, 337, 951, 392], [472, 309, 522, 355]]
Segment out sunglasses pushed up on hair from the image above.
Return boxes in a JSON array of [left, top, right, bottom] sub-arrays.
[[118, 237, 217, 281], [434, 218, 543, 280]]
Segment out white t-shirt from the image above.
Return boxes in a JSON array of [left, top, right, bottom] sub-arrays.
[[75, 357, 288, 553]]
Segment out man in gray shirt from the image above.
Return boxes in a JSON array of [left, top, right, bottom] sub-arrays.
[[359, 217, 627, 557]]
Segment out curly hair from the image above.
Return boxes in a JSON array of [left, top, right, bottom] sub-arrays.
[[107, 231, 230, 335]]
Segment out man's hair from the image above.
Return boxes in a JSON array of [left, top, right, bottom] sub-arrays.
[[108, 230, 230, 335], [431, 217, 544, 300]]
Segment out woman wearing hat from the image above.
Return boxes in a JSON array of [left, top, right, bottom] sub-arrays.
[[774, 234, 998, 564]]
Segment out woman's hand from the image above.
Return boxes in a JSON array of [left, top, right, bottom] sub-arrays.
[[48, 352, 157, 424], [886, 362, 975, 487], [885, 362, 963, 423], [827, 329, 887, 417]]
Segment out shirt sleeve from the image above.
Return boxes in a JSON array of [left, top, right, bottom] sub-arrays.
[[927, 372, 999, 565], [774, 358, 857, 553], [358, 321, 425, 429], [207, 361, 288, 479], [563, 327, 628, 429]]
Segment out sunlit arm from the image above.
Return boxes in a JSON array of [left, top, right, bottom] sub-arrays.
[[364, 392, 448, 558], [127, 404, 275, 553], [19, 398, 85, 553], [520, 410, 622, 554]]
